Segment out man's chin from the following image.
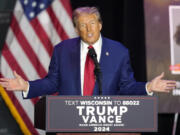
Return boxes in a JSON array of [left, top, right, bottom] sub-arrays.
[[86, 39, 98, 45]]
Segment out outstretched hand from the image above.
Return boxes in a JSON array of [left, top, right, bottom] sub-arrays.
[[0, 71, 28, 91], [147, 72, 176, 93]]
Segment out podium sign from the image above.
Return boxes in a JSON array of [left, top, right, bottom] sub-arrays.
[[35, 96, 157, 133]]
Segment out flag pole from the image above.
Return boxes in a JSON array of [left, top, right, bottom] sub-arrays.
[[172, 112, 178, 135]]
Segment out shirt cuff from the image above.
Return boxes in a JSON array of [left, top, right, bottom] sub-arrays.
[[22, 82, 30, 98], [146, 82, 153, 96]]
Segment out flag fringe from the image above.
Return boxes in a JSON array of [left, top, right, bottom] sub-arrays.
[[0, 86, 32, 135]]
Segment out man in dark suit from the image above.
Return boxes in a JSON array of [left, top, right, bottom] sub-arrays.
[[0, 7, 177, 97]]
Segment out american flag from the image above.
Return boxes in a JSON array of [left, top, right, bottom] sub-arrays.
[[0, 0, 77, 134]]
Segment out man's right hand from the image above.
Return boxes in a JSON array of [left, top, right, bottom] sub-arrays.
[[0, 71, 28, 91]]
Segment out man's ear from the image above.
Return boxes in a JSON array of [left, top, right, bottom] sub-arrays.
[[99, 23, 102, 31]]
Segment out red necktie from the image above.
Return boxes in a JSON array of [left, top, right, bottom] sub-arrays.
[[83, 45, 95, 96]]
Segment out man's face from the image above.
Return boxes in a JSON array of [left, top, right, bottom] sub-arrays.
[[75, 13, 102, 45]]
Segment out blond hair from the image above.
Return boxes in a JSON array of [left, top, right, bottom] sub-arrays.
[[72, 6, 102, 27]]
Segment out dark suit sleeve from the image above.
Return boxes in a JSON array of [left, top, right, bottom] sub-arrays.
[[118, 50, 147, 95], [25, 47, 60, 98]]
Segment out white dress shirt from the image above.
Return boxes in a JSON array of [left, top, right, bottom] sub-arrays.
[[80, 35, 102, 95]]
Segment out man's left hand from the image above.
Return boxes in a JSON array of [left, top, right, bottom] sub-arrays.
[[147, 72, 177, 93]]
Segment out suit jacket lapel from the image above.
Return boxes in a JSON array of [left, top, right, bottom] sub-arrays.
[[93, 37, 110, 95], [100, 37, 110, 72]]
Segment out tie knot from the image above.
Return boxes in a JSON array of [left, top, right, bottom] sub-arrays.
[[88, 45, 93, 49]]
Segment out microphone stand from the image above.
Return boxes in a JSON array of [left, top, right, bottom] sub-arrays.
[[88, 48, 102, 95], [94, 64, 102, 95]]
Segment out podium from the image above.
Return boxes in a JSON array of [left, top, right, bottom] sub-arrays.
[[35, 96, 157, 135]]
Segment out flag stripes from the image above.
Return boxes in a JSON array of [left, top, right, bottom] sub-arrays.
[[30, 18, 54, 57], [11, 16, 47, 78], [47, 7, 69, 40], [0, 0, 77, 134]]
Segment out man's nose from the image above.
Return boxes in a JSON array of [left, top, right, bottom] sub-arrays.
[[87, 24, 91, 31]]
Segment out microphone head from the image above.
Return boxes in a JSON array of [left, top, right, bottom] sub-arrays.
[[88, 47, 97, 58]]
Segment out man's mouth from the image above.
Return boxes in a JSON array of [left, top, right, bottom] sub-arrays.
[[88, 33, 93, 38]]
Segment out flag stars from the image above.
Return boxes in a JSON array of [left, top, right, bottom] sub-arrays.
[[32, 1, 37, 8], [106, 52, 109, 56], [29, 12, 35, 18], [20, 0, 52, 20], [40, 3, 45, 9], [24, 0, 28, 5]]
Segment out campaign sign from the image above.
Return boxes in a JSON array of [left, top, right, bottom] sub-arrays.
[[46, 96, 157, 132]]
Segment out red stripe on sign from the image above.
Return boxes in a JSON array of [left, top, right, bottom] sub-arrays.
[[11, 15, 47, 78], [169, 65, 180, 71], [47, 6, 69, 40]]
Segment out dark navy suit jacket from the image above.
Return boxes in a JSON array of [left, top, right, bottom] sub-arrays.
[[27, 37, 147, 98]]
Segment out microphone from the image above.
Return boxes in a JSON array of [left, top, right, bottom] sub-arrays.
[[88, 47, 100, 69], [88, 47, 102, 95]]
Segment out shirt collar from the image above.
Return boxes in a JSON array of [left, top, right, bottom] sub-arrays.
[[80, 35, 102, 52]]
